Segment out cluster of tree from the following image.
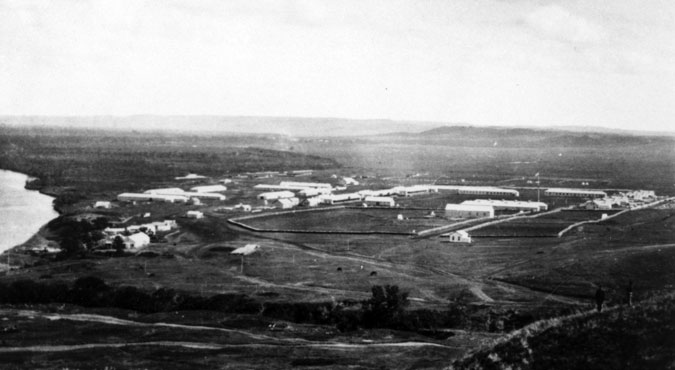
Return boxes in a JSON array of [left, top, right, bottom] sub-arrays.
[[0, 277, 259, 314], [47, 217, 110, 257], [0, 278, 572, 334]]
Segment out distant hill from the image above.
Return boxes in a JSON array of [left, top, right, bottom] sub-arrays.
[[411, 126, 667, 147], [0, 116, 440, 138], [1, 116, 672, 138]]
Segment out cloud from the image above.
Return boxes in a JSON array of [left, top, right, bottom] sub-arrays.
[[523, 4, 607, 44]]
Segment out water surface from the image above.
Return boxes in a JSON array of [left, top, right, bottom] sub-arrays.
[[0, 169, 59, 253]]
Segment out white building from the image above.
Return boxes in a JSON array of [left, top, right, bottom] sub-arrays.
[[303, 196, 324, 207], [146, 188, 225, 201], [144, 187, 185, 195], [94, 201, 111, 209], [124, 232, 150, 249], [461, 199, 548, 212], [395, 185, 436, 196], [258, 191, 296, 201], [298, 187, 332, 197], [322, 193, 362, 204], [436, 186, 520, 197], [449, 230, 472, 243], [231, 244, 261, 255], [175, 174, 207, 181], [183, 192, 225, 201], [445, 204, 495, 218], [585, 199, 614, 210], [276, 197, 300, 209], [190, 184, 227, 193], [186, 210, 204, 219], [117, 193, 189, 203], [279, 181, 332, 189], [364, 196, 396, 207], [148, 220, 177, 232], [626, 190, 656, 200], [342, 177, 360, 186], [544, 188, 607, 198], [358, 188, 400, 197], [234, 203, 252, 212]]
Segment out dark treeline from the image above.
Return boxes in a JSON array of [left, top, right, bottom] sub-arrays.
[[0, 278, 574, 335]]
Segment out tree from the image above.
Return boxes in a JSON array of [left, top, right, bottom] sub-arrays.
[[59, 236, 84, 257], [363, 285, 409, 328], [112, 236, 125, 255]]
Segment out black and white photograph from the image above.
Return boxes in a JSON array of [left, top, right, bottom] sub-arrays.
[[0, 1, 674, 369]]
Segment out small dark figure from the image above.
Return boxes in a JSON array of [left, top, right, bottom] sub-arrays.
[[336, 267, 342, 272], [369, 271, 377, 276], [626, 280, 633, 307], [595, 285, 605, 312]]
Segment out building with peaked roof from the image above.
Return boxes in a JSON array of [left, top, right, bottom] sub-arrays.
[[461, 199, 547, 212], [186, 210, 204, 219], [276, 197, 300, 209], [144, 188, 185, 195], [190, 185, 227, 193], [117, 193, 189, 203], [258, 191, 296, 201], [449, 230, 472, 243], [364, 196, 396, 207], [94, 201, 111, 209], [321, 193, 362, 204], [175, 174, 207, 181], [544, 188, 607, 198], [279, 181, 332, 189], [436, 185, 519, 197], [445, 204, 495, 218]]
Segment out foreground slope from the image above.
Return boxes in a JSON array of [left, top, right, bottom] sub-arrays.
[[450, 292, 675, 370]]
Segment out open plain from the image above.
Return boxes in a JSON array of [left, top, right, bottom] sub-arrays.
[[0, 123, 674, 369]]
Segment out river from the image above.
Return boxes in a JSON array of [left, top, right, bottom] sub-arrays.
[[0, 169, 59, 253]]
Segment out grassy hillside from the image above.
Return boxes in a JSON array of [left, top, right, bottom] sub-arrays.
[[450, 292, 675, 370]]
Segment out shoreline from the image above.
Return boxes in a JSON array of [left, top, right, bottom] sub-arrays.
[[0, 169, 62, 256]]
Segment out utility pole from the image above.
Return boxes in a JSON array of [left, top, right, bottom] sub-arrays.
[[536, 172, 541, 203]]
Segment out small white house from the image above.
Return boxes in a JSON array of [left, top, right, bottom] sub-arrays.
[[175, 174, 207, 181], [234, 203, 252, 212], [231, 244, 261, 255], [94, 201, 111, 209], [449, 230, 472, 243], [186, 210, 204, 219], [342, 177, 360, 186], [124, 232, 150, 249], [304, 197, 324, 207]]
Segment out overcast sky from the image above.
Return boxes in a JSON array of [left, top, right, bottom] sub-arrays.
[[1, 0, 673, 131]]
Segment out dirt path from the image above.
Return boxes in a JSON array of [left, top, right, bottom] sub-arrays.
[[3, 309, 453, 352], [0, 340, 455, 354], [12, 309, 280, 341]]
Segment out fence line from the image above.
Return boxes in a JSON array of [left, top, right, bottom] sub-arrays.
[[557, 197, 675, 238]]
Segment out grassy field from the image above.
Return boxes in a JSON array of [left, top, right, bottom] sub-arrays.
[[471, 210, 622, 237], [237, 208, 449, 234]]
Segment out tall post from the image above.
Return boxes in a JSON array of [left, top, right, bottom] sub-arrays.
[[536, 172, 541, 203]]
